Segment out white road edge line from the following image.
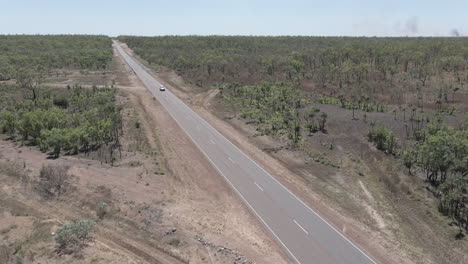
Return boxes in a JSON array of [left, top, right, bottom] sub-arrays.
[[254, 182, 264, 192], [116, 42, 381, 264], [168, 102, 378, 262], [116, 44, 303, 263], [156, 97, 302, 264], [116, 44, 304, 264], [293, 219, 309, 235], [170, 101, 379, 263]]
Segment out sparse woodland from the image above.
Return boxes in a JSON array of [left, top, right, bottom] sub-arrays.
[[0, 35, 466, 262], [0, 35, 120, 161], [119, 36, 468, 232], [118, 36, 467, 107], [0, 84, 122, 159], [0, 35, 122, 260], [0, 35, 112, 80]]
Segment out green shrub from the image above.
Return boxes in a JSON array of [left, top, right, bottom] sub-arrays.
[[400, 148, 417, 174], [53, 96, 69, 109], [96, 202, 109, 220], [367, 124, 397, 154], [55, 219, 96, 254], [0, 112, 16, 134]]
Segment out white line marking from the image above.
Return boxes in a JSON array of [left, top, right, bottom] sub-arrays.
[[169, 105, 378, 263], [210, 139, 215, 144], [294, 219, 309, 235], [117, 44, 303, 264], [151, 98, 302, 264], [116, 42, 377, 264], [254, 182, 264, 192], [228, 157, 235, 163]]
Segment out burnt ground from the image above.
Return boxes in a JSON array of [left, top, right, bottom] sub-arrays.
[[140, 48, 468, 263]]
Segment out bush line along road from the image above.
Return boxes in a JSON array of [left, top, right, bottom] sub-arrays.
[[114, 41, 377, 264]]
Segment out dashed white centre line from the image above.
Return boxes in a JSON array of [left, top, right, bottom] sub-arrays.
[[210, 139, 215, 144], [228, 157, 235, 163], [254, 182, 264, 192], [294, 219, 309, 235]]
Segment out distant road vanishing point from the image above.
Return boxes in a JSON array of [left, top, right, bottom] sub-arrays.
[[114, 40, 377, 264]]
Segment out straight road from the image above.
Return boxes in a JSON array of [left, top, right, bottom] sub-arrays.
[[114, 41, 377, 264]]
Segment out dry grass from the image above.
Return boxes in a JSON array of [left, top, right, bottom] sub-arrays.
[[153, 61, 468, 263], [0, 47, 286, 264]]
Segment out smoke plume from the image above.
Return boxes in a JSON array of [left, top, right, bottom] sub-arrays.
[[450, 29, 460, 37], [405, 16, 418, 34]]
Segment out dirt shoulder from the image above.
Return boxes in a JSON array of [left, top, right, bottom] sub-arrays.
[[127, 44, 468, 264], [114, 55, 289, 263], [0, 45, 289, 264], [152, 74, 397, 264]]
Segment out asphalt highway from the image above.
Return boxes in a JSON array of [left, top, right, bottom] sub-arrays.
[[114, 40, 377, 264]]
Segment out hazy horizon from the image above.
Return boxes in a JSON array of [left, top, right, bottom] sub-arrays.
[[1, 0, 466, 37], [2, 34, 468, 38]]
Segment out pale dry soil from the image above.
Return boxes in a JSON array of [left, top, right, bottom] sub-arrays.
[[0, 46, 288, 264], [124, 42, 468, 264]]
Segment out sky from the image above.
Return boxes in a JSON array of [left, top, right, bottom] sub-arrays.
[[0, 0, 466, 37]]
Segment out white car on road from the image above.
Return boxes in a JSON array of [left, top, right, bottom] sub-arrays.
[[159, 85, 166, 91]]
